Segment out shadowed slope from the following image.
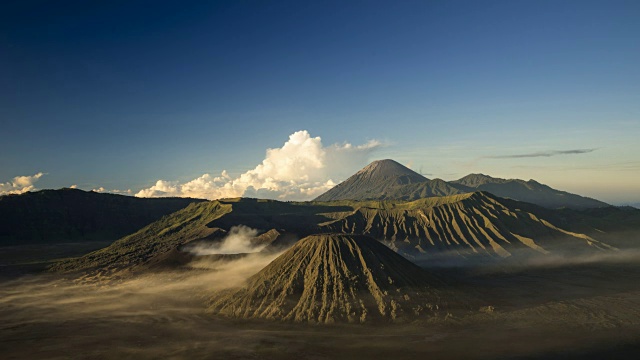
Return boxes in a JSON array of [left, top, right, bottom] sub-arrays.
[[452, 174, 608, 209], [0, 188, 206, 245], [209, 234, 463, 323]]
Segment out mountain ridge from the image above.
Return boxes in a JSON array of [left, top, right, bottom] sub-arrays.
[[0, 188, 207, 246], [314, 159, 608, 209], [50, 192, 636, 275], [451, 174, 608, 209]]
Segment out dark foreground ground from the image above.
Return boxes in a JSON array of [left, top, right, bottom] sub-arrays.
[[1, 244, 640, 359], [0, 241, 112, 280]]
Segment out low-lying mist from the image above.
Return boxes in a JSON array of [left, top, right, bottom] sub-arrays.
[[507, 248, 640, 268], [0, 251, 282, 326], [2, 244, 640, 359], [0, 250, 300, 359], [413, 246, 640, 272], [183, 225, 268, 255]]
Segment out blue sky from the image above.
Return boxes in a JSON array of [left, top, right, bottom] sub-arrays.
[[1, 0, 639, 203]]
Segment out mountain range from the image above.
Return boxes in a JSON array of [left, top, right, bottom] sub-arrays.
[[314, 159, 608, 209], [3, 159, 638, 324], [50, 191, 639, 275], [1, 159, 636, 272], [0, 159, 610, 247]]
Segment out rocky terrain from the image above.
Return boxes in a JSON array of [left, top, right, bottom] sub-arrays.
[[209, 234, 471, 323]]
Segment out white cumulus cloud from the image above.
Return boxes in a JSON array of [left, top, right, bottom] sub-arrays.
[[0, 172, 45, 195], [92, 187, 133, 195], [135, 130, 381, 201]]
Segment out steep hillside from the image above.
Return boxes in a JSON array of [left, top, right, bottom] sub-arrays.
[[318, 192, 615, 260], [0, 188, 206, 245], [49, 200, 232, 273], [208, 234, 467, 323]]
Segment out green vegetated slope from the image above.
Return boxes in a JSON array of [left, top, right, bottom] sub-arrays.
[[52, 192, 638, 274], [0, 189, 206, 246], [314, 159, 608, 209], [209, 234, 470, 324]]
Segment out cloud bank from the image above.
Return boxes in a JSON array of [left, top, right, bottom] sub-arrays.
[[487, 148, 597, 159], [0, 173, 45, 195], [136, 130, 381, 201]]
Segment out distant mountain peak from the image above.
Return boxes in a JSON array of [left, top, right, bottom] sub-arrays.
[[355, 159, 425, 179], [314, 159, 608, 208], [313, 159, 428, 201]]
